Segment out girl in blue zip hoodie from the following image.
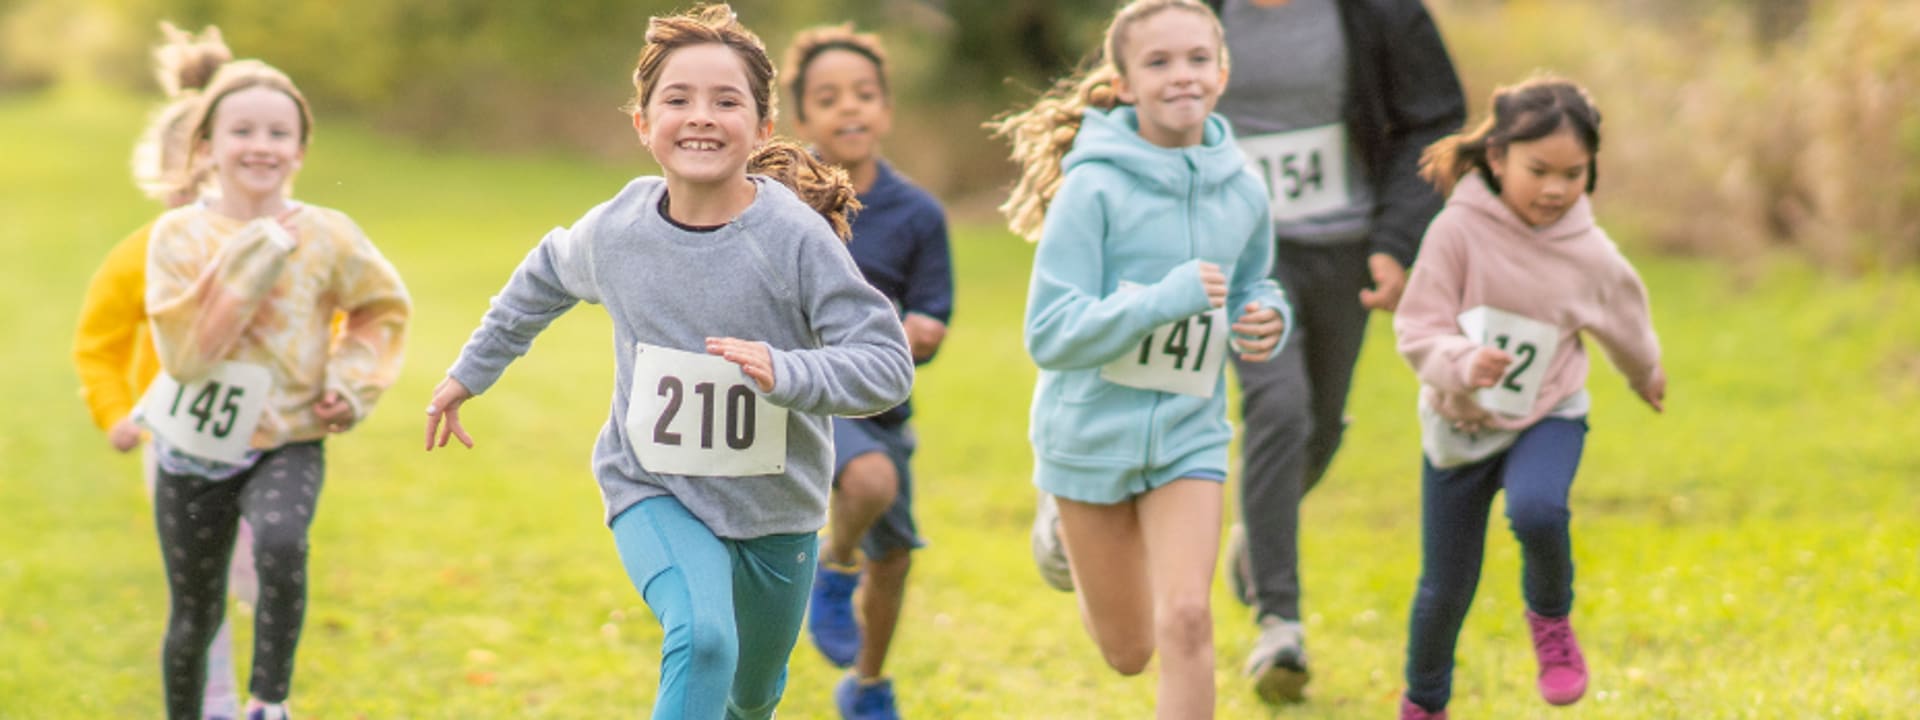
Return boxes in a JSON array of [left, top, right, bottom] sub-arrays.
[[989, 2, 1291, 716]]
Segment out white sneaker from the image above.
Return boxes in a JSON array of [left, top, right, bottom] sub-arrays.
[[1244, 615, 1311, 704], [1029, 493, 1074, 592]]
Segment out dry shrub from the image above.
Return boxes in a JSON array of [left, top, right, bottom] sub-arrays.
[[1436, 0, 1920, 273]]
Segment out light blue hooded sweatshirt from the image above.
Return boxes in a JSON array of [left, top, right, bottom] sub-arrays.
[[1026, 106, 1293, 503]]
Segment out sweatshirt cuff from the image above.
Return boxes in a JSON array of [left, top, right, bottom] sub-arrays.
[[1146, 260, 1212, 326], [258, 218, 297, 252]]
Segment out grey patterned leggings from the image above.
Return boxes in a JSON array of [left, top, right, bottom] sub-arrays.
[[154, 441, 324, 720]]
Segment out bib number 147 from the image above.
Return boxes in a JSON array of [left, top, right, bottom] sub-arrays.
[[1100, 291, 1230, 398]]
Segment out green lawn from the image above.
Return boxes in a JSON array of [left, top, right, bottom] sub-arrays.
[[2, 85, 1916, 719]]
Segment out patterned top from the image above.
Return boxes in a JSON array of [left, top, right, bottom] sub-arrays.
[[146, 202, 410, 450]]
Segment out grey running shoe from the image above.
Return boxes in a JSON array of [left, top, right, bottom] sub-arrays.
[[1030, 493, 1074, 592], [1244, 615, 1311, 704]]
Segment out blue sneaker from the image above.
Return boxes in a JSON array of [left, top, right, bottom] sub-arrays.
[[808, 558, 862, 668], [835, 674, 901, 720]]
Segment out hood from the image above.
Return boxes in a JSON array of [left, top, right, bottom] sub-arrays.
[[1449, 171, 1595, 241], [1060, 106, 1248, 192]]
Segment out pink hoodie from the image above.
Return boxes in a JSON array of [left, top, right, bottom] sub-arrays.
[[1395, 172, 1661, 430]]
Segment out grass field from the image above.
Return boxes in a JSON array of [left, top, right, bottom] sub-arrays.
[[2, 85, 1917, 719]]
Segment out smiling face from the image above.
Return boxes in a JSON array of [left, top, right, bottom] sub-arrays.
[[792, 48, 891, 169], [634, 42, 772, 189], [203, 85, 305, 203], [1112, 8, 1227, 149], [1489, 124, 1592, 227]]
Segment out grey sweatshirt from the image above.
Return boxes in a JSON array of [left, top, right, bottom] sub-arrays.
[[448, 176, 914, 538]]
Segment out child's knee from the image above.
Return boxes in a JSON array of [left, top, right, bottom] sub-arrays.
[[675, 615, 740, 675], [1506, 502, 1569, 542], [1097, 636, 1156, 676], [837, 454, 899, 506], [1154, 598, 1212, 656]]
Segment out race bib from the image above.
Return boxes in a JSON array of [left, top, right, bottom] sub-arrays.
[[138, 362, 272, 465], [625, 342, 787, 477], [1239, 124, 1352, 222], [1457, 306, 1561, 416], [1100, 283, 1230, 398]]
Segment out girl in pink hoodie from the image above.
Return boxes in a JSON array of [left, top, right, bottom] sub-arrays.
[[1391, 76, 1666, 720]]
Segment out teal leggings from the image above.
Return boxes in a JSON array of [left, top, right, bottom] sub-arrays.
[[612, 496, 818, 720]]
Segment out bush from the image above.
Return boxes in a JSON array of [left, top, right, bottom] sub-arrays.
[[1439, 0, 1920, 272]]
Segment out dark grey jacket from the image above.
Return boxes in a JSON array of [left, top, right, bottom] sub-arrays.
[[1207, 0, 1467, 267]]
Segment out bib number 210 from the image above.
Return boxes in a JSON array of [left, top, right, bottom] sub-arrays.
[[652, 377, 758, 451], [626, 342, 788, 477]]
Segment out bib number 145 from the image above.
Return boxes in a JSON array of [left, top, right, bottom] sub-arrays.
[[138, 362, 272, 465], [626, 343, 788, 477]]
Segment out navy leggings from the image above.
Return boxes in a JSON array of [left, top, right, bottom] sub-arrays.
[[1403, 418, 1586, 710]]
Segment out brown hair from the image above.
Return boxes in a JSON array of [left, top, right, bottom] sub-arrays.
[[625, 3, 859, 240], [131, 22, 232, 203], [1419, 74, 1603, 197], [987, 0, 1225, 241], [161, 59, 315, 202], [781, 22, 890, 123]]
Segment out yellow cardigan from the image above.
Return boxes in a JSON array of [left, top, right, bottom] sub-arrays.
[[72, 223, 163, 430]]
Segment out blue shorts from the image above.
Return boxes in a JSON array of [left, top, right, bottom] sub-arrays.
[[832, 416, 925, 558], [1035, 441, 1227, 505]]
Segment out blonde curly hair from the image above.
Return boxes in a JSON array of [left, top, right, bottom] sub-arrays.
[[130, 22, 231, 204], [986, 0, 1225, 241]]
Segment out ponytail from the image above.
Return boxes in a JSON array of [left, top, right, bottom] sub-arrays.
[[132, 22, 232, 203], [986, 63, 1122, 242], [1417, 123, 1493, 198], [986, 0, 1221, 242], [748, 139, 861, 242]]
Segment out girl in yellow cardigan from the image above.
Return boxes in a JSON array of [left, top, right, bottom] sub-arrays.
[[69, 23, 253, 720], [140, 58, 410, 720]]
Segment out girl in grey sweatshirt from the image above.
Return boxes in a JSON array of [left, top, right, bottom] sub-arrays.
[[423, 6, 913, 718]]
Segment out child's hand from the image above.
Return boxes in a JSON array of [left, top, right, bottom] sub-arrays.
[[902, 314, 947, 363], [275, 205, 302, 240], [1231, 302, 1286, 361], [1358, 252, 1407, 312], [1638, 365, 1667, 413], [314, 391, 356, 433], [707, 337, 775, 392], [1198, 261, 1227, 309], [108, 417, 142, 453], [424, 377, 475, 450], [1467, 346, 1514, 389]]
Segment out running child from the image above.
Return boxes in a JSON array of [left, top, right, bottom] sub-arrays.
[[988, 2, 1290, 717], [70, 22, 255, 720], [422, 5, 913, 719], [143, 59, 411, 720], [782, 22, 955, 720], [1392, 75, 1665, 720]]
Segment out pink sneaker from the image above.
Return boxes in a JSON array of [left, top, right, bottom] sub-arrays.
[[1400, 696, 1448, 720], [1526, 610, 1588, 705]]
